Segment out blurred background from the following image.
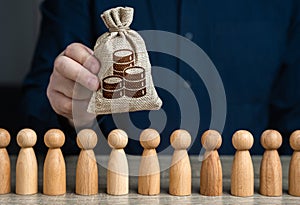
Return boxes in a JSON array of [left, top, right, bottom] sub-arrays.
[[0, 0, 41, 150]]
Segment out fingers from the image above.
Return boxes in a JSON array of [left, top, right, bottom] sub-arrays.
[[47, 87, 95, 127], [49, 71, 93, 100], [48, 43, 101, 123], [47, 89, 73, 119], [64, 43, 100, 74], [54, 55, 99, 91]]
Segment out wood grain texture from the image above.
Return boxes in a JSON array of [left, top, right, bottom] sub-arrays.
[[43, 149, 66, 195], [200, 151, 222, 196], [200, 130, 222, 196], [75, 129, 98, 195], [76, 150, 98, 195], [43, 129, 66, 196], [289, 130, 300, 196], [0, 155, 297, 204], [169, 130, 192, 196], [138, 149, 160, 195], [169, 150, 191, 196], [16, 128, 38, 195], [288, 152, 300, 196], [16, 148, 38, 195], [138, 129, 160, 195], [231, 150, 254, 196], [107, 129, 129, 196], [0, 128, 11, 194], [0, 149, 10, 194], [231, 130, 254, 197], [259, 130, 282, 196], [260, 150, 282, 196], [107, 149, 128, 195]]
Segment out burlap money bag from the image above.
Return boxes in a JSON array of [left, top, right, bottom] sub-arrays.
[[87, 7, 162, 114]]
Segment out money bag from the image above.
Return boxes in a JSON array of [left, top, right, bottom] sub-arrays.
[[87, 7, 162, 114]]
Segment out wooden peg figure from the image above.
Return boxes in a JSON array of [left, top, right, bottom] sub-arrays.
[[138, 128, 160, 195], [16, 129, 38, 195], [260, 129, 282, 196], [0, 128, 11, 194], [76, 129, 98, 195], [289, 130, 300, 196], [231, 130, 254, 197], [43, 129, 66, 196], [200, 130, 222, 196], [169, 129, 191, 196], [107, 129, 129, 195]]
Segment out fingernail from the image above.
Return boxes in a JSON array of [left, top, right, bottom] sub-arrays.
[[88, 77, 99, 91]]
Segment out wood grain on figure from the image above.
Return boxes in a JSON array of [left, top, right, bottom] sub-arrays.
[[16, 129, 38, 195], [43, 129, 66, 196], [107, 129, 129, 195], [0, 128, 11, 194], [260, 130, 282, 196], [231, 130, 254, 197], [289, 130, 300, 196], [200, 130, 222, 196], [169, 130, 191, 196], [76, 129, 98, 195], [138, 129, 160, 195]]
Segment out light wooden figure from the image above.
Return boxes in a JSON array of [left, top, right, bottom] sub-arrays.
[[76, 129, 98, 195], [107, 129, 129, 195], [16, 129, 38, 195], [200, 130, 222, 196], [231, 130, 254, 197], [289, 130, 300, 196], [0, 128, 10, 194], [169, 129, 191, 196], [138, 128, 160, 195], [259, 129, 282, 196], [43, 129, 66, 196]]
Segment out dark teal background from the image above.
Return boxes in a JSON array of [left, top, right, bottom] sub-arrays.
[[20, 0, 300, 155]]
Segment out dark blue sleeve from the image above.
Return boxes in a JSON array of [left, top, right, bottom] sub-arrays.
[[269, 0, 300, 154], [21, 0, 95, 154]]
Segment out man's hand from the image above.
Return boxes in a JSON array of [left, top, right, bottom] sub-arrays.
[[47, 43, 100, 126]]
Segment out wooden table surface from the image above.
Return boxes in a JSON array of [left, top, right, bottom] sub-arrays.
[[0, 155, 298, 204]]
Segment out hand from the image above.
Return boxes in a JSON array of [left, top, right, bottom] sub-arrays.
[[47, 43, 100, 126]]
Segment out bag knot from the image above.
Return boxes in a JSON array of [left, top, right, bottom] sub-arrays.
[[109, 26, 130, 33], [101, 7, 133, 33]]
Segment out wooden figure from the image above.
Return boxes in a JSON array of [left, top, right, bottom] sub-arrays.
[[231, 130, 254, 197], [43, 129, 66, 196], [16, 128, 38, 195], [200, 130, 222, 196], [169, 129, 191, 196], [259, 129, 282, 196], [289, 130, 300, 196], [0, 128, 10, 194], [107, 129, 129, 195], [138, 128, 160, 195], [76, 129, 98, 195]]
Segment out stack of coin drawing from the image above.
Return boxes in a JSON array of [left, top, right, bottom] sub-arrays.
[[101, 49, 146, 99]]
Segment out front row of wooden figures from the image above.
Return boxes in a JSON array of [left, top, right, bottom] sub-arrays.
[[0, 128, 300, 197]]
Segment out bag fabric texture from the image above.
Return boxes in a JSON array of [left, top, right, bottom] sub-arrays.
[[87, 7, 162, 114]]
